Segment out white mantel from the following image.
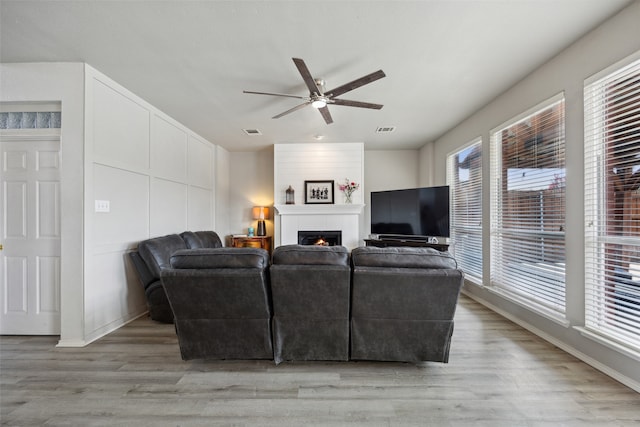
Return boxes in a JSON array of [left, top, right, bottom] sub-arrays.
[[275, 204, 365, 249], [275, 204, 364, 216]]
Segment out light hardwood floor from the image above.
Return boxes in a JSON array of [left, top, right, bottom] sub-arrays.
[[2, 294, 639, 426]]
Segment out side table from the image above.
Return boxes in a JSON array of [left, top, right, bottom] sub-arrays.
[[230, 235, 272, 255]]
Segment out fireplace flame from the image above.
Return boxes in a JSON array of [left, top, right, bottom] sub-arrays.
[[314, 237, 329, 246]]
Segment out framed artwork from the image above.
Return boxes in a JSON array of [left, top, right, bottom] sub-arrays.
[[304, 180, 335, 204]]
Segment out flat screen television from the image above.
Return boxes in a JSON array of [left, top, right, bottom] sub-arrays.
[[370, 185, 450, 240]]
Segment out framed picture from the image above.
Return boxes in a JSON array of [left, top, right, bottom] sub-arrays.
[[304, 180, 334, 204]]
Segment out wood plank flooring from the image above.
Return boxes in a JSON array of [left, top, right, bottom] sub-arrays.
[[2, 294, 639, 426]]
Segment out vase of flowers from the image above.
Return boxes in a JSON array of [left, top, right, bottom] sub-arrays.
[[338, 179, 359, 204]]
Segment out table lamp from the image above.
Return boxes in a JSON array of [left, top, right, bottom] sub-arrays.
[[252, 206, 269, 236]]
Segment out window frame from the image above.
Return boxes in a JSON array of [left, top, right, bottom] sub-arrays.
[[447, 137, 483, 285], [583, 53, 640, 356], [489, 93, 568, 324]]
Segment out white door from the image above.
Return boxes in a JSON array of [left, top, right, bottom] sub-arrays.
[[0, 134, 61, 334]]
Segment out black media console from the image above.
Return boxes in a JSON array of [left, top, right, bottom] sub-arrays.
[[364, 238, 449, 252]]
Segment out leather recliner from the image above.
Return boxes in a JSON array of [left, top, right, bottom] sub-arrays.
[[131, 234, 187, 323], [350, 246, 464, 363], [161, 247, 273, 361], [129, 231, 223, 323], [270, 244, 351, 364]]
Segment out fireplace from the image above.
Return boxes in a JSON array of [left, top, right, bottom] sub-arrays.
[[275, 204, 364, 249], [298, 230, 342, 246]]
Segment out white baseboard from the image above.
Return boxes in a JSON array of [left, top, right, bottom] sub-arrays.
[[56, 310, 148, 348]]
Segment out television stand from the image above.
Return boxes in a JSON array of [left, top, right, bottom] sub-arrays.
[[364, 238, 449, 252]]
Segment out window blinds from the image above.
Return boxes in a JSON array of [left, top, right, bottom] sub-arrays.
[[584, 57, 640, 351], [447, 139, 483, 283], [490, 97, 566, 315]]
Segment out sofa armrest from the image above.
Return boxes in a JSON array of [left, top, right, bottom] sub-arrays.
[[128, 251, 155, 289], [137, 234, 187, 278]]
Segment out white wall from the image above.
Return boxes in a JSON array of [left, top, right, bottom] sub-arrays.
[[226, 147, 421, 246], [0, 62, 218, 346], [83, 66, 216, 343], [273, 143, 365, 205], [273, 143, 365, 247], [363, 150, 420, 237], [431, 1, 640, 389], [418, 142, 435, 187], [0, 63, 86, 345], [227, 148, 274, 241], [364, 150, 419, 192], [215, 145, 230, 239]]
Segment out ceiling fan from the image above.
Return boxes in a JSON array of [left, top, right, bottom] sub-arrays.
[[243, 57, 386, 124]]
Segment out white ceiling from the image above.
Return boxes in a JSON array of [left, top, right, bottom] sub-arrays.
[[0, 0, 634, 152]]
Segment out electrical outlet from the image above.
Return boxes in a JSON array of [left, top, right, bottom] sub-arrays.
[[95, 200, 110, 213]]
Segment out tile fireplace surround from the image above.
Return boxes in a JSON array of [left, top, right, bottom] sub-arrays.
[[274, 204, 364, 250]]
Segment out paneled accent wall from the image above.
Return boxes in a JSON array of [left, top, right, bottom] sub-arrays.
[[274, 143, 364, 205], [273, 143, 364, 248], [84, 66, 215, 342]]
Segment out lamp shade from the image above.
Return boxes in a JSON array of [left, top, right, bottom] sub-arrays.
[[252, 206, 270, 220], [253, 206, 269, 237]]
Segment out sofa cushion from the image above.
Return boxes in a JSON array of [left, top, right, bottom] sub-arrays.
[[272, 244, 349, 266], [351, 246, 457, 269], [137, 234, 187, 279], [180, 231, 223, 249], [170, 247, 269, 269]]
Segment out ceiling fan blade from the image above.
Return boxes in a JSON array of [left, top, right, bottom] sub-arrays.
[[272, 102, 311, 119], [318, 106, 333, 124], [332, 99, 383, 110], [292, 58, 322, 95], [325, 70, 386, 98], [243, 90, 308, 100]]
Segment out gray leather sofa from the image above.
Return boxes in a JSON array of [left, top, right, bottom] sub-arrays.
[[131, 235, 464, 364], [161, 247, 273, 361], [270, 245, 351, 364], [350, 246, 464, 363], [129, 231, 223, 323]]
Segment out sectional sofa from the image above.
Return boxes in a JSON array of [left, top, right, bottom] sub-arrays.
[[130, 233, 464, 364]]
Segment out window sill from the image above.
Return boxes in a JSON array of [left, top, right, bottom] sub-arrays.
[[486, 286, 570, 328], [574, 327, 640, 362], [463, 275, 483, 288]]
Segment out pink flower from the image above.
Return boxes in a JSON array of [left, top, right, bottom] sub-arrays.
[[339, 179, 359, 195]]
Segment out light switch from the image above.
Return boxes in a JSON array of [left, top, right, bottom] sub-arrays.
[[95, 200, 110, 213]]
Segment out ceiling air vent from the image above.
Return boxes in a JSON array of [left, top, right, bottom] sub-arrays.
[[243, 128, 262, 136], [375, 126, 396, 133]]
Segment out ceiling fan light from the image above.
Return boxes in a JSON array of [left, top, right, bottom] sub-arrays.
[[311, 99, 327, 109]]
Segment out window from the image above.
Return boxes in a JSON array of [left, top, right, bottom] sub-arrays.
[[490, 95, 566, 318], [584, 56, 640, 353], [447, 138, 482, 283]]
